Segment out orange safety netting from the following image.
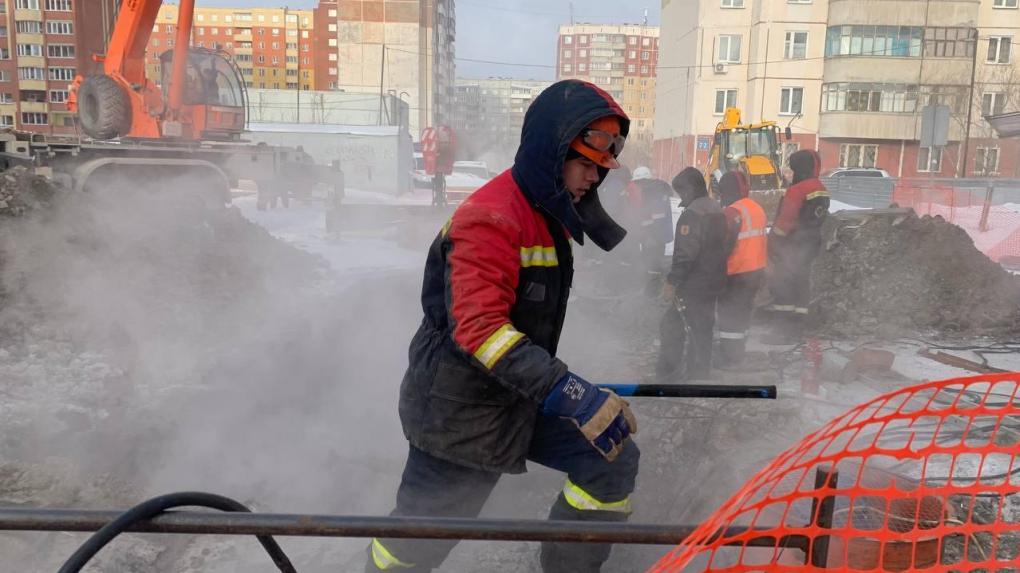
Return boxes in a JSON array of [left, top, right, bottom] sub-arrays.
[[649, 374, 1020, 572], [892, 182, 1020, 264]]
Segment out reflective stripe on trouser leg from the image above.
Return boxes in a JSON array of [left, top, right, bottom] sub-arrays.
[[794, 307, 809, 315], [562, 478, 633, 514], [371, 539, 415, 570], [717, 331, 747, 340]]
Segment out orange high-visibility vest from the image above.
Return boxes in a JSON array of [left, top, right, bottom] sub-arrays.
[[727, 197, 768, 275]]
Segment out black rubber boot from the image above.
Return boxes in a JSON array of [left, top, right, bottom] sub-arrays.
[[540, 493, 628, 573]]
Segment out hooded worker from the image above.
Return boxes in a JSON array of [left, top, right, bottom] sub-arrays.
[[657, 167, 729, 381], [368, 80, 639, 573], [765, 149, 830, 343], [717, 171, 768, 367]]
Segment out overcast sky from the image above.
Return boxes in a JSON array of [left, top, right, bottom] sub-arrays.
[[194, 0, 661, 80]]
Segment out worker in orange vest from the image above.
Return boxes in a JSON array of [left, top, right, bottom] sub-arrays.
[[717, 171, 767, 367]]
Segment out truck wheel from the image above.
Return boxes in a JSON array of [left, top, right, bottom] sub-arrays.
[[78, 75, 132, 140]]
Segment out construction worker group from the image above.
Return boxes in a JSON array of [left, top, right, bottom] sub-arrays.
[[367, 80, 829, 572]]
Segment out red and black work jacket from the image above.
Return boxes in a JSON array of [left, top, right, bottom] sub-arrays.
[[398, 172, 573, 473], [773, 150, 830, 244]]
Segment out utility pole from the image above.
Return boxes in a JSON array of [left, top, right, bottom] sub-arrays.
[[378, 43, 386, 126], [960, 29, 979, 178]]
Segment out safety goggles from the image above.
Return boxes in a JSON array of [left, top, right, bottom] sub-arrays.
[[580, 128, 626, 156]]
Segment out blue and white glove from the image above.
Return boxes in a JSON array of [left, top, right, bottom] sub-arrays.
[[542, 372, 638, 461]]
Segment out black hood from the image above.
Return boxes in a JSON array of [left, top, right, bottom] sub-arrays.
[[511, 80, 630, 251], [789, 149, 822, 185]]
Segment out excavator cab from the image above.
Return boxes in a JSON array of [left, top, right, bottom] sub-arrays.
[[157, 48, 247, 139], [707, 108, 786, 194]]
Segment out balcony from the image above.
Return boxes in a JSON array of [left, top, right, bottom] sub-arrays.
[[827, 0, 978, 27], [17, 78, 44, 91], [18, 100, 46, 113], [13, 7, 41, 21], [819, 111, 964, 141]]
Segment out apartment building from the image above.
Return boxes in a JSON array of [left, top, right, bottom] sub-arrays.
[[654, 0, 1020, 178], [147, 5, 317, 93], [0, 0, 117, 134], [452, 77, 551, 169], [557, 23, 659, 166]]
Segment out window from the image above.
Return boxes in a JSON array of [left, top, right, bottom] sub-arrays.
[[16, 44, 41, 57], [988, 36, 1011, 63], [271, 56, 279, 64], [328, 8, 337, 16], [257, 55, 265, 63], [21, 112, 47, 125], [640, 65, 649, 74], [784, 31, 808, 59], [0, 26, 6, 37], [715, 89, 737, 114], [0, 71, 8, 82], [628, 36, 637, 46], [780, 87, 804, 115], [48, 67, 74, 81], [562, 63, 572, 73], [196, 14, 204, 21], [641, 51, 650, 60], [840, 144, 880, 168], [328, 38, 337, 47], [917, 146, 942, 172], [994, 0, 1018, 7], [211, 14, 218, 21], [0, 116, 12, 127], [48, 89, 67, 103], [982, 92, 1006, 117], [579, 35, 588, 45], [272, 28, 280, 36], [563, 49, 572, 58], [328, 23, 337, 32], [15, 0, 39, 8], [579, 49, 587, 58], [823, 82, 920, 113], [43, 0, 70, 7], [718, 34, 742, 63], [329, 67, 337, 75], [825, 25, 923, 58], [0, 48, 8, 59], [272, 42, 279, 49], [17, 67, 44, 80], [211, 28, 218, 35], [45, 20, 73, 34], [721, 0, 744, 6], [197, 27, 204, 35], [0, 93, 11, 103], [627, 63, 636, 73], [976, 147, 1000, 174], [563, 35, 573, 45], [16, 20, 40, 33], [642, 37, 651, 47], [782, 142, 801, 166], [578, 62, 587, 72], [924, 27, 976, 58]]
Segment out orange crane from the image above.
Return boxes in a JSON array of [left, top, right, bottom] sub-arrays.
[[68, 0, 246, 141]]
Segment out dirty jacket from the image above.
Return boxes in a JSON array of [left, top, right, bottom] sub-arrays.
[[774, 150, 829, 244], [667, 195, 729, 298], [399, 81, 630, 473], [632, 178, 675, 245]]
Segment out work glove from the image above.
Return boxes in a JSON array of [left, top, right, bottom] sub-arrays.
[[542, 372, 638, 461]]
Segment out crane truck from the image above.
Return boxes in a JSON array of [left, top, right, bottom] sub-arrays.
[[0, 0, 338, 201]]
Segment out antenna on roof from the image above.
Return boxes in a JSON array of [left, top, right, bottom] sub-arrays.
[[643, 7, 648, 26], [570, 2, 574, 25]]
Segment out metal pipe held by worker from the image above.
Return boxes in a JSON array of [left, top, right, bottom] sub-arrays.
[[600, 384, 778, 399]]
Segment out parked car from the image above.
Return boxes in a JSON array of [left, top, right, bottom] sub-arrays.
[[446, 161, 493, 202], [825, 168, 892, 178]]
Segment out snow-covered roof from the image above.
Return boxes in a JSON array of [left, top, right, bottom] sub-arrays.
[[247, 123, 403, 136]]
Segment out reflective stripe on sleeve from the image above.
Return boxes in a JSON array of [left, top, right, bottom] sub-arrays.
[[474, 323, 525, 369], [806, 190, 829, 201], [520, 246, 558, 267], [371, 539, 415, 570], [562, 479, 633, 513]]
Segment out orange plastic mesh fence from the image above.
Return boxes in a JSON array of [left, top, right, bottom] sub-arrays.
[[891, 182, 1020, 263], [649, 374, 1020, 572]]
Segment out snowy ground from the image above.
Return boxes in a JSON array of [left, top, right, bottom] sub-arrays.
[[0, 191, 1015, 572]]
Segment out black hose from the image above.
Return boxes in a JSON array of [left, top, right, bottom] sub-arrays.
[[58, 491, 296, 573]]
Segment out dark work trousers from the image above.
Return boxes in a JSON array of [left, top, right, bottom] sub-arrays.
[[656, 293, 717, 381], [716, 270, 765, 366], [366, 415, 640, 572], [769, 237, 821, 333]]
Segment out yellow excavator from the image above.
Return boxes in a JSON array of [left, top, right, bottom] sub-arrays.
[[706, 108, 791, 194]]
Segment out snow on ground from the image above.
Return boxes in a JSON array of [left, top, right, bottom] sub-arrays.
[[232, 193, 427, 282]]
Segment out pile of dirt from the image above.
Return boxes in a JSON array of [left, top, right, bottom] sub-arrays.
[[812, 210, 1020, 336], [0, 166, 59, 217]]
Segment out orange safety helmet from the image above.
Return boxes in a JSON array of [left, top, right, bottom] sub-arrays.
[[570, 116, 625, 169]]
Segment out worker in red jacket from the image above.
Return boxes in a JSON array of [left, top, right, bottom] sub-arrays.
[[766, 149, 829, 343], [717, 171, 767, 366], [367, 80, 639, 573]]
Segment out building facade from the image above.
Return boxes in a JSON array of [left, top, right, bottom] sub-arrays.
[[0, 0, 118, 134], [148, 6, 317, 93], [452, 77, 551, 169], [557, 23, 660, 167], [654, 0, 1020, 179]]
